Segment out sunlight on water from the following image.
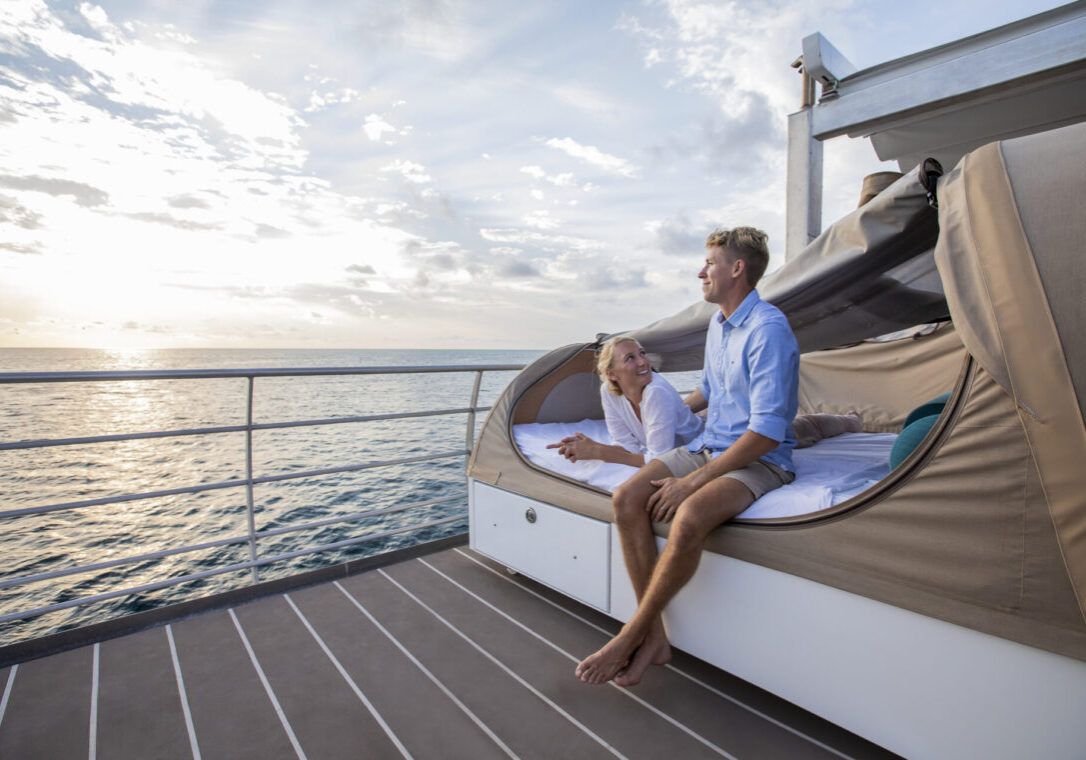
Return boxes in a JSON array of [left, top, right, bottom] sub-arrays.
[[0, 347, 544, 646]]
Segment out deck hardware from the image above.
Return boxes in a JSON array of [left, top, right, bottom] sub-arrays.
[[525, 508, 537, 523]]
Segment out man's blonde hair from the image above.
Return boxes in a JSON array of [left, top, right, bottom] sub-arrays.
[[705, 226, 770, 287], [596, 335, 642, 396]]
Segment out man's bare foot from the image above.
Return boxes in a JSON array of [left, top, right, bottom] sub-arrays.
[[575, 630, 641, 685], [614, 624, 671, 687]]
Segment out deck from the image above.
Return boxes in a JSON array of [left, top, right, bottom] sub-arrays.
[[0, 543, 898, 759]]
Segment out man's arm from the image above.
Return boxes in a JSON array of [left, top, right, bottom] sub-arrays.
[[646, 429, 778, 522], [684, 387, 708, 414]]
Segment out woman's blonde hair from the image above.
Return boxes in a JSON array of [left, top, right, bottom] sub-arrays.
[[596, 335, 643, 396]]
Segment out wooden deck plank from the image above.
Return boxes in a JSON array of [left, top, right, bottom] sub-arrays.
[[96, 627, 193, 759], [432, 548, 851, 760], [289, 581, 513, 760], [338, 569, 618, 760], [460, 548, 901, 760], [170, 609, 301, 760], [231, 594, 403, 759], [384, 557, 729, 760], [0, 645, 92, 758], [0, 666, 10, 725]]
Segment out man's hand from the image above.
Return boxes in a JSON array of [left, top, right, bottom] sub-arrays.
[[545, 433, 598, 462], [646, 476, 698, 523]]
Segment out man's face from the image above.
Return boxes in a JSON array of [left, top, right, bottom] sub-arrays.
[[699, 245, 738, 305]]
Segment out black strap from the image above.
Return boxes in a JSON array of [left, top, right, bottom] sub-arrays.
[[919, 158, 944, 209]]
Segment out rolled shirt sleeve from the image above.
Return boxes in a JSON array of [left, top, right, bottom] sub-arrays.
[[745, 321, 799, 443]]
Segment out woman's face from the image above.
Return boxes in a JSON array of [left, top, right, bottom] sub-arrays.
[[607, 340, 652, 396]]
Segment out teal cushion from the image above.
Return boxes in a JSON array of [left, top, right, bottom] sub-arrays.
[[890, 413, 941, 469], [903, 391, 952, 429]]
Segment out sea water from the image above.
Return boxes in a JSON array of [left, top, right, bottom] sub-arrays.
[[0, 347, 543, 645]]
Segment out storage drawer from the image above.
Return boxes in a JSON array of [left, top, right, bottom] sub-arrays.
[[470, 480, 610, 611]]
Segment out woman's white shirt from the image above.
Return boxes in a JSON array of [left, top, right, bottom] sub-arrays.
[[600, 373, 703, 462]]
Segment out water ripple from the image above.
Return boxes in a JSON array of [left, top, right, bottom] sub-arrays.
[[0, 347, 540, 645]]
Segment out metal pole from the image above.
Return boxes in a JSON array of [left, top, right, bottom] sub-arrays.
[[245, 377, 259, 583], [465, 370, 483, 454]]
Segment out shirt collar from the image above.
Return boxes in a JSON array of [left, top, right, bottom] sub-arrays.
[[714, 289, 761, 328]]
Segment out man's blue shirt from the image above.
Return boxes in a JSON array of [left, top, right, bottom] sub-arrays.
[[686, 289, 800, 472]]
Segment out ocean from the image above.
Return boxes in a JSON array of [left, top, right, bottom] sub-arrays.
[[0, 347, 544, 646]]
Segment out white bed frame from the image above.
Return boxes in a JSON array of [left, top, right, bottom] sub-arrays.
[[469, 479, 1086, 760]]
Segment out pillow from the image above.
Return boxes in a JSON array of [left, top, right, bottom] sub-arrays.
[[903, 391, 951, 429], [890, 413, 941, 469]]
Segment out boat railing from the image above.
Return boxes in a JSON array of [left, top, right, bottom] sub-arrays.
[[0, 364, 524, 630]]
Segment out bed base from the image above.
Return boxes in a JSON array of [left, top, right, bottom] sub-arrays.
[[469, 479, 1086, 760]]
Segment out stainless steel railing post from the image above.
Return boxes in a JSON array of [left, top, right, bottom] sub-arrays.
[[0, 363, 524, 627], [244, 376, 260, 583], [465, 370, 483, 454]]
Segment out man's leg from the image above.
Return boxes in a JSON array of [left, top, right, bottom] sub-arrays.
[[613, 459, 674, 599], [574, 459, 673, 682], [577, 477, 755, 685]]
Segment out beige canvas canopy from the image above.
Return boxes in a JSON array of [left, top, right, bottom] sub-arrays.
[[468, 121, 1086, 661]]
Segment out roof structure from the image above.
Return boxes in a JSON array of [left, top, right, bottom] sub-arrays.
[[786, 1, 1086, 258]]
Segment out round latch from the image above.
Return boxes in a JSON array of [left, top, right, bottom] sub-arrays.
[[525, 507, 537, 524]]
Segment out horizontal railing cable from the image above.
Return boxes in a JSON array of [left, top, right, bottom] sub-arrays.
[[0, 361, 524, 631], [0, 406, 493, 452], [0, 494, 464, 591], [0, 365, 524, 384], [0, 514, 466, 624], [0, 450, 468, 519]]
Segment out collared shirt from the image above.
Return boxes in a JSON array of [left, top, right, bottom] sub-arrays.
[[600, 373, 704, 462], [686, 289, 799, 472]]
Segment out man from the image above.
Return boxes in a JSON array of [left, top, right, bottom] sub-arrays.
[[575, 226, 799, 687]]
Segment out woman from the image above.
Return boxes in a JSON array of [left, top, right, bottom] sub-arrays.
[[547, 335, 703, 467]]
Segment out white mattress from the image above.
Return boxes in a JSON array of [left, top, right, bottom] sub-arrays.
[[513, 419, 896, 519]]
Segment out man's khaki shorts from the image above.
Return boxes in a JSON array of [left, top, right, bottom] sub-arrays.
[[655, 447, 795, 500]]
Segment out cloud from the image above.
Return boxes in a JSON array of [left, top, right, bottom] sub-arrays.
[[520, 165, 577, 187], [363, 113, 397, 142], [499, 259, 539, 278], [585, 265, 648, 290], [650, 99, 780, 174], [167, 194, 210, 210], [254, 223, 290, 239], [305, 86, 360, 112], [646, 214, 705, 256], [544, 137, 638, 178], [0, 175, 109, 207], [381, 159, 432, 184], [347, 264, 376, 275], [124, 211, 220, 231], [349, 0, 476, 64], [0, 195, 43, 229], [522, 210, 557, 230], [479, 228, 604, 252], [0, 242, 42, 254]]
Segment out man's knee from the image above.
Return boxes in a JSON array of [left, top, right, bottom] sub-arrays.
[[668, 511, 710, 553], [612, 480, 645, 523]]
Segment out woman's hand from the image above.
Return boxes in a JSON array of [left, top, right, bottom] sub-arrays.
[[545, 433, 599, 462]]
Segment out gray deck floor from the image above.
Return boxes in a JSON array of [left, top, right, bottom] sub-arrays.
[[0, 547, 900, 759]]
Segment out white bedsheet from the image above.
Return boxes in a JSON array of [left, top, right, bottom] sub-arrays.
[[513, 419, 896, 519]]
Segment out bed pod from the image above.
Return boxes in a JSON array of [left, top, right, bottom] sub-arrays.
[[468, 123, 1086, 758]]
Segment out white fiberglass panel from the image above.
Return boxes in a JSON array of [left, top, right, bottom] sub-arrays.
[[470, 481, 609, 611], [610, 527, 1086, 760]]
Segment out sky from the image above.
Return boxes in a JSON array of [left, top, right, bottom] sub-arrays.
[[0, 0, 1066, 350]]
